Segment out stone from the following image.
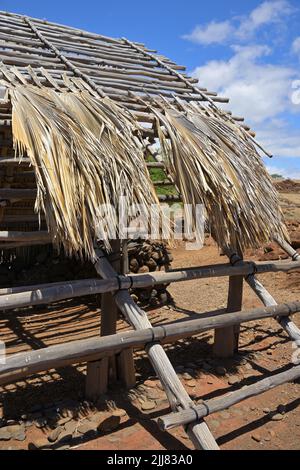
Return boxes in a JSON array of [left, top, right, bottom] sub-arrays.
[[98, 415, 120, 433], [186, 379, 196, 388], [77, 421, 97, 435], [277, 404, 286, 415], [245, 363, 253, 370], [141, 401, 156, 411], [0, 429, 11, 441], [228, 376, 240, 385], [215, 366, 227, 376], [251, 433, 261, 443], [64, 421, 77, 435], [6, 424, 25, 441], [182, 373, 193, 381], [271, 413, 284, 421], [138, 266, 150, 274], [28, 438, 49, 450], [35, 418, 47, 429], [112, 409, 127, 418], [263, 408, 271, 414], [144, 380, 157, 388], [14, 431, 26, 442], [48, 426, 63, 443], [57, 416, 72, 426], [145, 389, 161, 400]]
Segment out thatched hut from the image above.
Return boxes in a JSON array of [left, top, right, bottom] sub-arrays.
[[1, 11, 299, 452], [0, 10, 288, 265]]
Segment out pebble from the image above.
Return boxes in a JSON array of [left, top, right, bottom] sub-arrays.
[[112, 408, 127, 418], [228, 376, 240, 385], [271, 413, 284, 421], [244, 363, 253, 370], [146, 389, 161, 400], [215, 366, 227, 376], [141, 401, 156, 411], [48, 426, 63, 443], [277, 404, 286, 415], [251, 433, 261, 443], [0, 429, 11, 441], [57, 416, 72, 426], [182, 373, 193, 381], [98, 415, 120, 432], [144, 380, 157, 388], [202, 363, 212, 371], [263, 408, 271, 414], [77, 421, 97, 435], [28, 438, 49, 450], [186, 379, 196, 388]]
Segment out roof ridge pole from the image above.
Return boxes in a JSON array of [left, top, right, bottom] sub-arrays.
[[122, 38, 273, 158], [22, 16, 106, 98]]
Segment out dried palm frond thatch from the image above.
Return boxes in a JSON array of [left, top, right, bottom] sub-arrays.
[[8, 84, 160, 260], [149, 98, 288, 251]]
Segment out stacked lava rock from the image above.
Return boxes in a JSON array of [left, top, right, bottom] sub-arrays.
[[127, 239, 173, 307]]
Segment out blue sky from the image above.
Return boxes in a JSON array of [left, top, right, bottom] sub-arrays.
[[2, 0, 300, 177]]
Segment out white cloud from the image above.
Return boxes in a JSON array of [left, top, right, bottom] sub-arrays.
[[292, 37, 300, 55], [183, 1, 294, 45], [191, 45, 297, 124], [182, 21, 233, 45], [237, 0, 293, 39]]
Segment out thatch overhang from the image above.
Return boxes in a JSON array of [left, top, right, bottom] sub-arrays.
[[0, 10, 288, 260]]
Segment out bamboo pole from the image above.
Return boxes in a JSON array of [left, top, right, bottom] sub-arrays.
[[225, 249, 300, 342], [1, 258, 300, 311], [158, 364, 300, 431], [93, 247, 219, 450], [0, 300, 299, 386]]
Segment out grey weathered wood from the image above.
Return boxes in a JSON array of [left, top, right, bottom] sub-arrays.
[[1, 258, 300, 311], [86, 240, 121, 399], [273, 235, 300, 261], [0, 230, 50, 242], [214, 274, 243, 357], [93, 247, 219, 450], [0, 300, 299, 386], [158, 364, 300, 431], [225, 249, 300, 342]]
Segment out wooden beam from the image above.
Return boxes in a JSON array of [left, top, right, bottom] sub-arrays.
[[94, 248, 219, 450], [158, 364, 300, 431], [0, 300, 299, 386], [1, 258, 300, 311]]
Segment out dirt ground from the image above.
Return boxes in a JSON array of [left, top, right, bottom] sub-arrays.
[[0, 187, 299, 451]]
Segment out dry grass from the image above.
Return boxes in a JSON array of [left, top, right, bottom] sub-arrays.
[[150, 99, 288, 251]]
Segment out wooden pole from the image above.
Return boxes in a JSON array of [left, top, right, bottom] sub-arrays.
[[1, 258, 300, 311], [225, 249, 300, 342], [214, 274, 243, 358], [1, 300, 299, 386], [94, 248, 219, 450], [158, 364, 300, 431], [86, 240, 121, 400]]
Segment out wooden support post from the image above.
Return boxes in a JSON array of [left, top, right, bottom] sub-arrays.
[[86, 240, 135, 400], [118, 240, 136, 389], [86, 240, 120, 400], [214, 249, 243, 358]]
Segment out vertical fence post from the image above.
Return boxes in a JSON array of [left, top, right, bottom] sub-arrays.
[[213, 249, 244, 358]]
